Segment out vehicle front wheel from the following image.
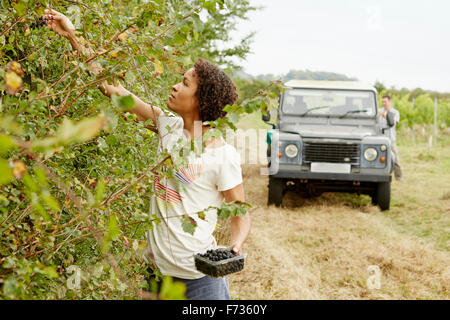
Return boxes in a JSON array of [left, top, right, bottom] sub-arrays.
[[268, 176, 284, 207], [375, 181, 391, 211], [370, 192, 377, 205]]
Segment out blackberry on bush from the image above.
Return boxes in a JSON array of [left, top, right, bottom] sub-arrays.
[[30, 17, 47, 29]]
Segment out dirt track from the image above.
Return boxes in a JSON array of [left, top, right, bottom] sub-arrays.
[[224, 149, 450, 299]]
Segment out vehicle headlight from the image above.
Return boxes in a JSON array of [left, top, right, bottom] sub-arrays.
[[284, 144, 299, 158], [364, 147, 378, 162], [380, 145, 387, 152]]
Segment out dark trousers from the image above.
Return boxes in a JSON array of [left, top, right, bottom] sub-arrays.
[[147, 272, 230, 300]]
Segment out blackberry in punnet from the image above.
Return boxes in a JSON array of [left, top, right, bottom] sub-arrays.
[[194, 247, 246, 278]]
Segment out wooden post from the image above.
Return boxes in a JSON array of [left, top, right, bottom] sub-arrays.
[[411, 97, 415, 142], [434, 98, 438, 144]]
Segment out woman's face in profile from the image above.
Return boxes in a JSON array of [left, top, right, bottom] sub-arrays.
[[168, 68, 199, 116]]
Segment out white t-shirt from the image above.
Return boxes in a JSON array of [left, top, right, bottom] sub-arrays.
[[379, 107, 400, 142], [145, 114, 243, 279]]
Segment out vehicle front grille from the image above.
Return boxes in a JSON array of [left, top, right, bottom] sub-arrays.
[[303, 142, 360, 164]]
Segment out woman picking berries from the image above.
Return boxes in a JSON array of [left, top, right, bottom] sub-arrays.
[[43, 8, 250, 300]]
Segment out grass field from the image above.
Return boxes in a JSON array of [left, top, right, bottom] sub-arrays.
[[218, 113, 450, 299]]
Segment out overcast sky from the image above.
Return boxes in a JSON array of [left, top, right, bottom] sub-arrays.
[[230, 0, 450, 92]]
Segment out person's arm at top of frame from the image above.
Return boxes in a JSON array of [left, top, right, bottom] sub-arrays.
[[222, 183, 251, 256], [43, 9, 161, 129]]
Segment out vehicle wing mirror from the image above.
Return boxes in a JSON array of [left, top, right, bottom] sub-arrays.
[[386, 111, 396, 127]]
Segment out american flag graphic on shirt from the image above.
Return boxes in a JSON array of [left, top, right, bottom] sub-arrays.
[[174, 162, 202, 185], [154, 175, 182, 210], [154, 162, 202, 211]]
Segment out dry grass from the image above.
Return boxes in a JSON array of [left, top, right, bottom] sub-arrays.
[[223, 135, 450, 300]]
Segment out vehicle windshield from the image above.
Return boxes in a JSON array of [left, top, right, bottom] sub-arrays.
[[282, 88, 376, 117]]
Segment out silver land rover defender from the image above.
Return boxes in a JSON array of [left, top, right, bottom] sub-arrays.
[[263, 80, 396, 210]]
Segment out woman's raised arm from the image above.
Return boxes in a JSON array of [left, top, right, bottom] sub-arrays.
[[43, 9, 161, 128]]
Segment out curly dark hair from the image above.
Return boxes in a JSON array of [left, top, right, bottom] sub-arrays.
[[194, 58, 238, 122]]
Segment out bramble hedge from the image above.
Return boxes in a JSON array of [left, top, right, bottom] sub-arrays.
[[0, 0, 278, 299]]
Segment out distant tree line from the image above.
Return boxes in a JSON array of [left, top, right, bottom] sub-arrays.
[[374, 81, 450, 101], [233, 70, 450, 128]]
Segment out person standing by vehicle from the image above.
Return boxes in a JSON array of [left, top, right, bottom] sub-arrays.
[[43, 8, 251, 300], [380, 95, 403, 181]]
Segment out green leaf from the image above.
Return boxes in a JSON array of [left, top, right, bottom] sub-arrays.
[[67, 115, 105, 143], [173, 32, 187, 45], [116, 95, 136, 111], [31, 195, 51, 222], [160, 276, 186, 300], [202, 0, 217, 14], [217, 205, 231, 220], [0, 159, 13, 185], [12, 2, 27, 15], [95, 178, 106, 203], [197, 211, 206, 221], [181, 215, 197, 235], [2, 256, 17, 269], [107, 214, 120, 240], [0, 116, 23, 134], [34, 166, 48, 186], [0, 135, 16, 155], [23, 173, 38, 193], [223, 103, 238, 113], [40, 189, 61, 212], [227, 112, 240, 125], [182, 55, 193, 66], [42, 266, 59, 279], [102, 214, 120, 253], [2, 278, 18, 299], [34, 262, 59, 279], [31, 115, 105, 152], [153, 59, 164, 74], [217, 201, 251, 219]]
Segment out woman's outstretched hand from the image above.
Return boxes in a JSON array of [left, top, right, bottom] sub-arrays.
[[43, 9, 76, 38]]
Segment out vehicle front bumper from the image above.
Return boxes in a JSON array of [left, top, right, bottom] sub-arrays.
[[271, 164, 391, 182]]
